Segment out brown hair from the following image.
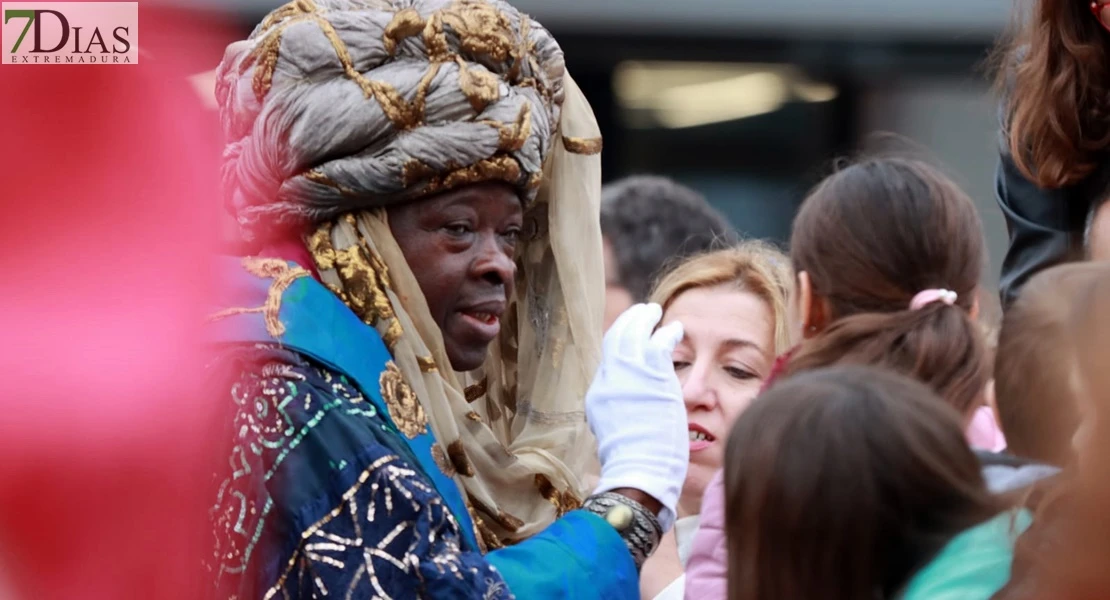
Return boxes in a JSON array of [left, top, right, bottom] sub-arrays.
[[994, 0, 1110, 188], [785, 157, 990, 419], [993, 263, 1098, 465], [649, 241, 794, 356], [994, 265, 1110, 599], [725, 366, 1002, 600]]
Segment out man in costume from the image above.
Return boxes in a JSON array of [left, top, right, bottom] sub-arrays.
[[209, 0, 690, 597]]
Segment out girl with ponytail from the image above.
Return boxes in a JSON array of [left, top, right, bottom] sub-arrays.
[[781, 157, 993, 426]]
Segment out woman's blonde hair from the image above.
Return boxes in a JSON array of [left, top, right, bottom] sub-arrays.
[[649, 241, 794, 356]]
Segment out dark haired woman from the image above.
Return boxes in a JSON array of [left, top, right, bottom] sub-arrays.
[[725, 366, 1026, 600], [993, 0, 1110, 306]]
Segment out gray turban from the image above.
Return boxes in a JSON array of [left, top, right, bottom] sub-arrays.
[[216, 0, 566, 241]]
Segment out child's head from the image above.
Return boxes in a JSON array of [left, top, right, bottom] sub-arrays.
[[994, 263, 1098, 465], [785, 157, 989, 420], [725, 365, 1001, 600]]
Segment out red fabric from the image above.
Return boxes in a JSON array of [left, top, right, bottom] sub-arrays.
[[0, 7, 235, 599]]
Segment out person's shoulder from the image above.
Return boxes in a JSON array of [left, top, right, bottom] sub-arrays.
[[900, 511, 1031, 600]]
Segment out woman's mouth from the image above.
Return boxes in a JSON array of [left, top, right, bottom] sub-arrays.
[[689, 424, 716, 452]]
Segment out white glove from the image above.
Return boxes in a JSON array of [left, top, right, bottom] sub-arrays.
[[587, 303, 688, 532]]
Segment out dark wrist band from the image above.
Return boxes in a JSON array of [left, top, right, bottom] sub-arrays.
[[581, 492, 663, 569]]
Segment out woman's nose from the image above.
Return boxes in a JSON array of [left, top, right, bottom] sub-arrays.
[[682, 361, 716, 411]]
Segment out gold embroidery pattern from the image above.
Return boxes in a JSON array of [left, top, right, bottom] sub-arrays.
[[467, 503, 503, 552], [264, 454, 477, 600], [379, 361, 427, 438], [464, 378, 488, 403], [306, 222, 404, 348], [534, 473, 582, 518], [561, 135, 603, 155], [209, 257, 310, 337], [416, 356, 438, 373], [431, 444, 457, 477], [446, 439, 476, 477]]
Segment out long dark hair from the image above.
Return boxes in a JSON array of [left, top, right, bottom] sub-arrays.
[[994, 0, 1110, 188], [725, 366, 1003, 600], [784, 157, 989, 419]]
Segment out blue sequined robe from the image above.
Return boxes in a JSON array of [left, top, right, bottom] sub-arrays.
[[207, 257, 637, 599]]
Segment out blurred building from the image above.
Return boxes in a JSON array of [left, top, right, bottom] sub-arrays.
[[190, 0, 1013, 313]]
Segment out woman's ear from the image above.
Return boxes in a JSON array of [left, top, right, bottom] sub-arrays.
[[797, 271, 832, 339], [970, 291, 981, 321]]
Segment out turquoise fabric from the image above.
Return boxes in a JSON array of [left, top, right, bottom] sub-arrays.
[[488, 511, 639, 600], [900, 510, 1032, 600]]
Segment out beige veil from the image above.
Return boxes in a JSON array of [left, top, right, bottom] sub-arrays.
[[217, 0, 604, 548]]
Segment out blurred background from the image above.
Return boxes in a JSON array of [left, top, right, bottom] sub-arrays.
[[184, 0, 1016, 317]]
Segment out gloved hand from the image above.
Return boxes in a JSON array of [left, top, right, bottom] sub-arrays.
[[587, 303, 688, 532]]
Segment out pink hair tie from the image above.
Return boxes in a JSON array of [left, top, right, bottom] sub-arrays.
[[909, 289, 958, 310]]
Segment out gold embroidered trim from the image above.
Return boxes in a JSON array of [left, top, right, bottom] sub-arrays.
[[306, 222, 404, 348], [455, 56, 501, 113], [379, 361, 427, 438], [431, 444, 457, 477], [209, 257, 310, 338], [303, 169, 357, 196], [488, 509, 525, 533], [422, 155, 526, 196], [467, 503, 502, 552], [446, 439, 475, 477], [416, 356, 438, 373], [487, 103, 532, 152], [534, 473, 582, 518], [382, 7, 424, 55], [562, 135, 603, 155], [464, 378, 488, 403]]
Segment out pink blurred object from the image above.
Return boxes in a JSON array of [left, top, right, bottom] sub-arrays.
[[966, 405, 1008, 452], [0, 6, 235, 599], [683, 470, 727, 600]]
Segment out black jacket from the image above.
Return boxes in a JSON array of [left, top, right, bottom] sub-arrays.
[[995, 132, 1110, 308]]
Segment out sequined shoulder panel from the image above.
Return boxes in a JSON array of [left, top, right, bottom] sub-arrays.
[[208, 346, 512, 600]]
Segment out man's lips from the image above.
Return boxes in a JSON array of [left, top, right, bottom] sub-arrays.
[[453, 299, 506, 343], [456, 300, 505, 324]]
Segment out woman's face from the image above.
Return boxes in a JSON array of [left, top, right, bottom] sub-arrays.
[[662, 284, 775, 515], [388, 182, 523, 372]]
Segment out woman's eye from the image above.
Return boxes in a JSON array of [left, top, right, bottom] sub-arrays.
[[672, 361, 691, 371], [502, 228, 521, 244], [724, 366, 757, 381], [443, 223, 472, 236]]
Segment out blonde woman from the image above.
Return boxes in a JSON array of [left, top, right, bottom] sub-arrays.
[[639, 242, 794, 600]]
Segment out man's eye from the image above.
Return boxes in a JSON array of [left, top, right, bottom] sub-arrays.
[[443, 224, 471, 236]]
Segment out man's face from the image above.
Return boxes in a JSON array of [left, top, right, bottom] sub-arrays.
[[388, 182, 522, 371], [1090, 201, 1110, 262], [602, 237, 634, 332]]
